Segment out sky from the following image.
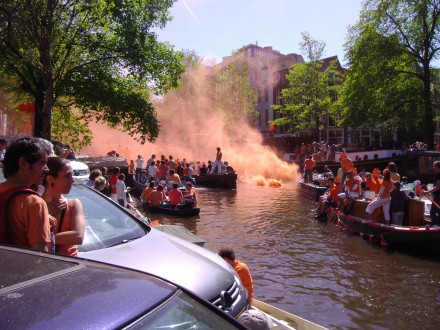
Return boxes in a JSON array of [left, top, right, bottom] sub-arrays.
[[156, 0, 364, 66]]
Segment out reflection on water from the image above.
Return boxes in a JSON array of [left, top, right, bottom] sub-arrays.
[[145, 181, 440, 329]]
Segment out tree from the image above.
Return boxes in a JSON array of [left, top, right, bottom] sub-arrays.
[[341, 23, 425, 143], [273, 32, 343, 141], [345, 0, 440, 148], [209, 51, 258, 129], [0, 0, 184, 143]]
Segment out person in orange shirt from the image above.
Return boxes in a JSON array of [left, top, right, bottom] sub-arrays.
[[148, 185, 164, 207], [340, 151, 354, 186], [141, 181, 155, 204], [364, 172, 381, 194], [218, 248, 254, 303], [372, 168, 382, 187], [338, 171, 361, 214], [366, 169, 393, 224], [303, 155, 315, 183]]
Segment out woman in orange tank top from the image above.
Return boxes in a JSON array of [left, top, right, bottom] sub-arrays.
[[43, 157, 85, 256]]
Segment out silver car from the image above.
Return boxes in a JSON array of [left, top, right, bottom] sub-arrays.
[[67, 184, 248, 317]]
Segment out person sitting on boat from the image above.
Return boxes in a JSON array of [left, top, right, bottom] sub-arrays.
[[199, 162, 208, 175], [157, 160, 168, 183], [224, 161, 234, 173], [414, 180, 423, 196], [141, 181, 155, 204], [338, 170, 361, 214], [148, 184, 164, 207], [84, 169, 102, 188], [322, 165, 333, 175], [340, 152, 354, 187], [390, 181, 407, 226], [372, 167, 382, 186], [139, 170, 148, 184], [422, 160, 440, 227], [206, 160, 213, 173], [387, 162, 400, 183], [364, 172, 381, 194], [182, 163, 193, 180], [210, 147, 223, 174], [184, 182, 198, 207], [365, 169, 393, 224], [168, 169, 182, 186], [218, 248, 254, 303], [325, 177, 343, 223], [169, 183, 183, 208], [315, 177, 336, 220], [303, 155, 315, 183]]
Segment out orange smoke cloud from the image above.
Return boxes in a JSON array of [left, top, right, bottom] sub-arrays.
[[81, 62, 300, 183]]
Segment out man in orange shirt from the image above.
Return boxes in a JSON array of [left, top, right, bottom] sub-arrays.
[[141, 181, 155, 204], [364, 172, 380, 194], [340, 152, 354, 186], [0, 137, 53, 251], [218, 248, 254, 303], [148, 185, 164, 207], [303, 155, 315, 183], [338, 171, 361, 214]]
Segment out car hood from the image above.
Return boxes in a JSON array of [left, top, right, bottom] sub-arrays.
[[78, 227, 234, 301]]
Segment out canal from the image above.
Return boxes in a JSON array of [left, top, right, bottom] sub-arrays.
[[144, 181, 440, 330]]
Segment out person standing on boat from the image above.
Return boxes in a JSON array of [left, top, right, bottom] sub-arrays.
[[390, 181, 407, 226], [387, 162, 400, 183], [366, 169, 393, 224], [135, 155, 144, 182], [422, 161, 440, 226], [303, 155, 315, 183], [340, 152, 354, 187], [210, 147, 223, 174], [218, 248, 254, 303], [146, 154, 156, 172]]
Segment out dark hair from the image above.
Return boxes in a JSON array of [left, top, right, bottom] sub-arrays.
[[401, 176, 408, 182], [43, 157, 70, 186], [218, 248, 235, 261], [118, 173, 125, 180], [3, 137, 51, 178], [388, 162, 397, 172], [89, 169, 102, 181], [148, 181, 155, 188], [112, 167, 120, 174], [172, 183, 179, 188], [157, 185, 163, 191], [383, 169, 391, 181], [169, 169, 175, 175]]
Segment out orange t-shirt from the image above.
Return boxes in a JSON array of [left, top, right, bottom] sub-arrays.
[[141, 187, 154, 203], [148, 190, 163, 206], [345, 178, 361, 194], [234, 260, 254, 301], [304, 159, 315, 171], [55, 198, 78, 257], [365, 178, 381, 194], [0, 183, 51, 249], [341, 158, 354, 173], [380, 180, 394, 199], [329, 185, 343, 202]]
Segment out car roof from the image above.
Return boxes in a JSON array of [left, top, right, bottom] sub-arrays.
[[0, 245, 177, 329]]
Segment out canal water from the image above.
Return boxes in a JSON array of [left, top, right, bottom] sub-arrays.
[[144, 181, 440, 330]]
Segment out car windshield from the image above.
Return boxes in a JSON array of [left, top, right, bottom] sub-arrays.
[[66, 184, 147, 252], [129, 291, 241, 330]]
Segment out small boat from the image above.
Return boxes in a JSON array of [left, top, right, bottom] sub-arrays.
[[252, 299, 328, 330], [337, 198, 440, 250], [192, 172, 237, 189], [147, 204, 201, 217], [132, 176, 148, 195], [299, 177, 329, 202]]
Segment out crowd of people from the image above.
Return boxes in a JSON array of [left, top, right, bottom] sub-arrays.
[[309, 152, 440, 227], [0, 137, 85, 256]]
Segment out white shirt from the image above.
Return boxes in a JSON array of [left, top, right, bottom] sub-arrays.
[[116, 180, 127, 200]]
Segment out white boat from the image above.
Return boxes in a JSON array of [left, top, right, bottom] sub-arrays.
[[252, 299, 328, 330]]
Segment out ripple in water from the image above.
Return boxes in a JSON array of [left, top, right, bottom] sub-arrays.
[[143, 181, 440, 329]]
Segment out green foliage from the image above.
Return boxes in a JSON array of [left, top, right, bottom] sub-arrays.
[[0, 0, 184, 145], [273, 32, 343, 139], [209, 52, 258, 128], [343, 0, 440, 146], [340, 24, 424, 141], [51, 109, 93, 151]]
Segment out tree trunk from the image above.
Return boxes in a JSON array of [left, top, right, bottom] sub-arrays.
[[422, 64, 434, 149]]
